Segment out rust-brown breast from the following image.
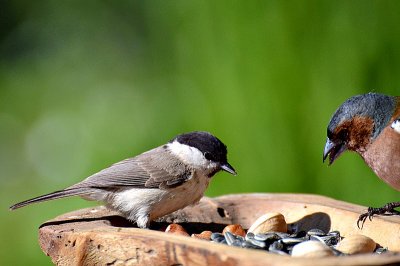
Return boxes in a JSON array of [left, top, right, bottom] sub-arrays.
[[362, 102, 400, 191]]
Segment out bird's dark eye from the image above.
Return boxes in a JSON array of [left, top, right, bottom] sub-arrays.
[[338, 129, 348, 140], [204, 152, 213, 161], [327, 129, 333, 139]]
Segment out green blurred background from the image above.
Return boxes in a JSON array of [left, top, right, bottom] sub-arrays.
[[2, 0, 400, 264]]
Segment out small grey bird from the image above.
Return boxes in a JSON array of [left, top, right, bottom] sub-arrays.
[[10, 131, 236, 228]]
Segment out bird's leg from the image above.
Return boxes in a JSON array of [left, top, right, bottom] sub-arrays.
[[357, 202, 400, 229], [135, 214, 151, 229]]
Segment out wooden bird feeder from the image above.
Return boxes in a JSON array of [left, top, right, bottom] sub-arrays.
[[39, 193, 400, 265]]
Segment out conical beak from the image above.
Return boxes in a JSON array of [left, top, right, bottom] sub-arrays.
[[323, 138, 347, 165], [221, 163, 237, 175]]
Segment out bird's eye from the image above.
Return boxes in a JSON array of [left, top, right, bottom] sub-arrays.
[[204, 152, 213, 161], [338, 130, 348, 140], [327, 129, 333, 139]]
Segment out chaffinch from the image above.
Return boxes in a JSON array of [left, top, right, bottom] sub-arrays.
[[323, 93, 400, 228]]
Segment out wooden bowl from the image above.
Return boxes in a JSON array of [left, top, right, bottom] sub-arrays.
[[39, 193, 400, 265]]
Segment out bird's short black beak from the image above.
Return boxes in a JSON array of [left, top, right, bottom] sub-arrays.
[[221, 163, 237, 175], [323, 138, 347, 165]]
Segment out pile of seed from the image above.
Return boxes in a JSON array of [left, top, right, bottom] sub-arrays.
[[165, 212, 389, 257]]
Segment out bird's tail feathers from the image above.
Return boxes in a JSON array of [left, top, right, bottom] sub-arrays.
[[9, 187, 90, 210]]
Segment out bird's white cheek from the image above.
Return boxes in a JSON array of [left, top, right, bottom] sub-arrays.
[[391, 119, 400, 134], [168, 140, 209, 168]]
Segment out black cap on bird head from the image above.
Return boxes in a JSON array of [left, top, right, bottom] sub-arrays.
[[172, 131, 236, 175], [323, 93, 396, 165]]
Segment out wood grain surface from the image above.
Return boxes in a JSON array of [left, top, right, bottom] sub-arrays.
[[39, 193, 400, 265]]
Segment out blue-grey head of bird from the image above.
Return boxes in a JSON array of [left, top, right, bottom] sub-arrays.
[[323, 93, 397, 165]]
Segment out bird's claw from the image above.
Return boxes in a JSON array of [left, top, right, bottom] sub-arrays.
[[357, 207, 375, 229], [357, 203, 400, 229]]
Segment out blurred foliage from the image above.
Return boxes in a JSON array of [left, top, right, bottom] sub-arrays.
[[2, 1, 400, 265]]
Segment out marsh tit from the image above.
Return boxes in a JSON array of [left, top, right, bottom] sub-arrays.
[[10, 131, 236, 228]]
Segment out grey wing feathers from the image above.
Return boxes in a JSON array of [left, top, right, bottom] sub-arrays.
[[9, 187, 93, 210], [74, 157, 150, 188], [9, 147, 191, 210], [72, 147, 191, 189]]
